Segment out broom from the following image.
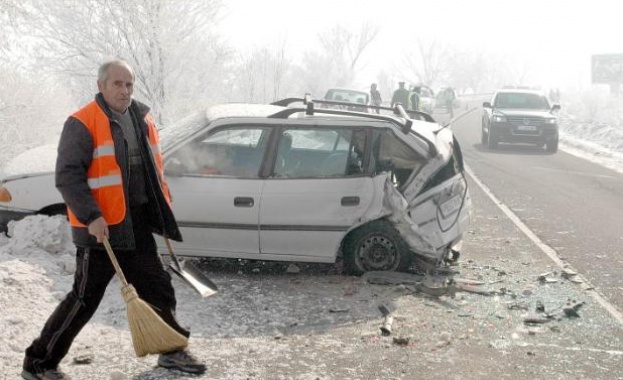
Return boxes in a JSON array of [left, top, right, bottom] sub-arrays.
[[102, 236, 188, 357]]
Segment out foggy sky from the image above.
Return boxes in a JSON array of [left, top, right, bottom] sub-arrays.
[[220, 0, 623, 89]]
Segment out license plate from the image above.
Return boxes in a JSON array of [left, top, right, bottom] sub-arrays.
[[517, 125, 537, 131]]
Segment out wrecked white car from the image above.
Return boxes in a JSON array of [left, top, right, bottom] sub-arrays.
[[0, 96, 471, 274]]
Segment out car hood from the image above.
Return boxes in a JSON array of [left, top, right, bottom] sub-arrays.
[[495, 109, 555, 118]]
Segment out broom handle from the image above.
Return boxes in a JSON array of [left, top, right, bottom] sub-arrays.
[[102, 236, 129, 287], [164, 237, 183, 271]]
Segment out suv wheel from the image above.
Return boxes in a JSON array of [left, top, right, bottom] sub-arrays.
[[546, 138, 558, 153], [486, 129, 498, 149], [481, 127, 488, 146], [342, 219, 411, 275]]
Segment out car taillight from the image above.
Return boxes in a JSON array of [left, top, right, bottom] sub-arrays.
[[0, 186, 12, 202]]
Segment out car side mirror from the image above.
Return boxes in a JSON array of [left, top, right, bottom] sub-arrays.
[[483, 102, 492, 108], [551, 104, 561, 112]]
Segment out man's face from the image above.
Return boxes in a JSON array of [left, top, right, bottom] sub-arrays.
[[97, 64, 134, 113]]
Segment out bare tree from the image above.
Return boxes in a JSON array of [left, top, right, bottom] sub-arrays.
[[0, 65, 73, 162], [228, 38, 293, 103], [400, 39, 455, 87], [15, 0, 228, 125], [297, 23, 380, 95]]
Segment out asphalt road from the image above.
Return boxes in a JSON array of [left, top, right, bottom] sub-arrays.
[[444, 103, 623, 311]]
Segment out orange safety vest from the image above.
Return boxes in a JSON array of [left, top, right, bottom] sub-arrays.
[[67, 101, 170, 227]]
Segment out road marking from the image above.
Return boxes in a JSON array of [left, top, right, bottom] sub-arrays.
[[465, 164, 623, 326]]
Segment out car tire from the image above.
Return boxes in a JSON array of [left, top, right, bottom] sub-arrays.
[[546, 138, 558, 153], [342, 219, 412, 275], [486, 129, 498, 149], [481, 128, 488, 146]]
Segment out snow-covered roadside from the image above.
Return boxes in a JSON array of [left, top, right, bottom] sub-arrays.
[[559, 131, 623, 175]]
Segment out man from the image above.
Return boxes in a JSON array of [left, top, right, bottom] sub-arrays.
[[370, 83, 382, 114], [408, 87, 420, 111], [22, 60, 206, 379], [444, 87, 456, 117], [391, 81, 409, 108]]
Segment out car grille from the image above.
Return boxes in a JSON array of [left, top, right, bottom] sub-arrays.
[[506, 116, 545, 126]]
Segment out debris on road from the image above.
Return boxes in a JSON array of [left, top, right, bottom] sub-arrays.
[[378, 304, 394, 336], [363, 271, 495, 298]]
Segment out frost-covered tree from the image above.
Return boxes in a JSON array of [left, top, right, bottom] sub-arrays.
[[229, 38, 293, 103], [298, 23, 379, 96], [15, 0, 229, 125], [399, 39, 455, 88], [0, 0, 75, 162]]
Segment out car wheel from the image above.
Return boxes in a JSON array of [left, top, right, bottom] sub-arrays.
[[486, 129, 498, 149], [342, 219, 411, 275], [546, 138, 558, 153]]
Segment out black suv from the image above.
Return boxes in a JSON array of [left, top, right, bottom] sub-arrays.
[[481, 89, 561, 152]]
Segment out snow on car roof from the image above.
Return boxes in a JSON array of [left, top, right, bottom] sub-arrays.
[[159, 103, 286, 151]]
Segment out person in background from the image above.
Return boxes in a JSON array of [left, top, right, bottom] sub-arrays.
[[21, 60, 207, 380], [370, 83, 382, 114], [408, 87, 421, 111], [444, 87, 456, 117], [391, 81, 410, 108]]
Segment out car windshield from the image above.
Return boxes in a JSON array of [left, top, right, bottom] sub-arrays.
[[494, 92, 550, 109]]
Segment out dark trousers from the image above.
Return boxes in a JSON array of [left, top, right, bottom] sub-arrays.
[[23, 206, 189, 373]]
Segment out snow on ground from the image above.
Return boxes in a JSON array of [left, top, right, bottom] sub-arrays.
[[1, 93, 623, 379]]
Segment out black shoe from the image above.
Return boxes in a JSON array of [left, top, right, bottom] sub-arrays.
[[22, 368, 71, 380], [158, 350, 207, 374]]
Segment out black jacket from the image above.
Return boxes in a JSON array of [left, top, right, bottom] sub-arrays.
[[55, 94, 182, 249]]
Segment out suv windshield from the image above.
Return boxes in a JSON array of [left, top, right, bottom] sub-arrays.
[[494, 92, 550, 110]]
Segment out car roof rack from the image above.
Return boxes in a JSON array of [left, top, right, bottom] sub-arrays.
[[269, 94, 437, 157], [271, 96, 436, 124]]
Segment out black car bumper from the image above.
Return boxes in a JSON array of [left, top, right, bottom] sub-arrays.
[[490, 123, 558, 144], [0, 208, 35, 233]]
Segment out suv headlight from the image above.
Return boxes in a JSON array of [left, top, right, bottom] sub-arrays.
[[545, 118, 557, 124], [492, 114, 506, 123]]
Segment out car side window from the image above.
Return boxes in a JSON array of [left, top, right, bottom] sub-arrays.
[[374, 130, 424, 188], [273, 128, 366, 178], [167, 126, 268, 178]]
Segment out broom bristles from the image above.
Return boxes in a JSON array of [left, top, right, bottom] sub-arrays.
[[122, 285, 188, 357]]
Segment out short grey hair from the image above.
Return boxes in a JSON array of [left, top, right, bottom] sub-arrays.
[[98, 60, 135, 82]]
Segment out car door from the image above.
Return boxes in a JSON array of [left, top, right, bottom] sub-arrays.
[[163, 125, 270, 257], [259, 126, 375, 262]]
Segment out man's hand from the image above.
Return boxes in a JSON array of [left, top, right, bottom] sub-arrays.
[[88, 216, 109, 243]]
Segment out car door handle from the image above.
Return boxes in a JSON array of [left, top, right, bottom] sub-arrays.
[[341, 196, 360, 207], [234, 197, 254, 207]]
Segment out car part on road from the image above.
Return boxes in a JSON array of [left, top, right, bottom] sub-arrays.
[[378, 304, 394, 336], [164, 237, 218, 298]]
